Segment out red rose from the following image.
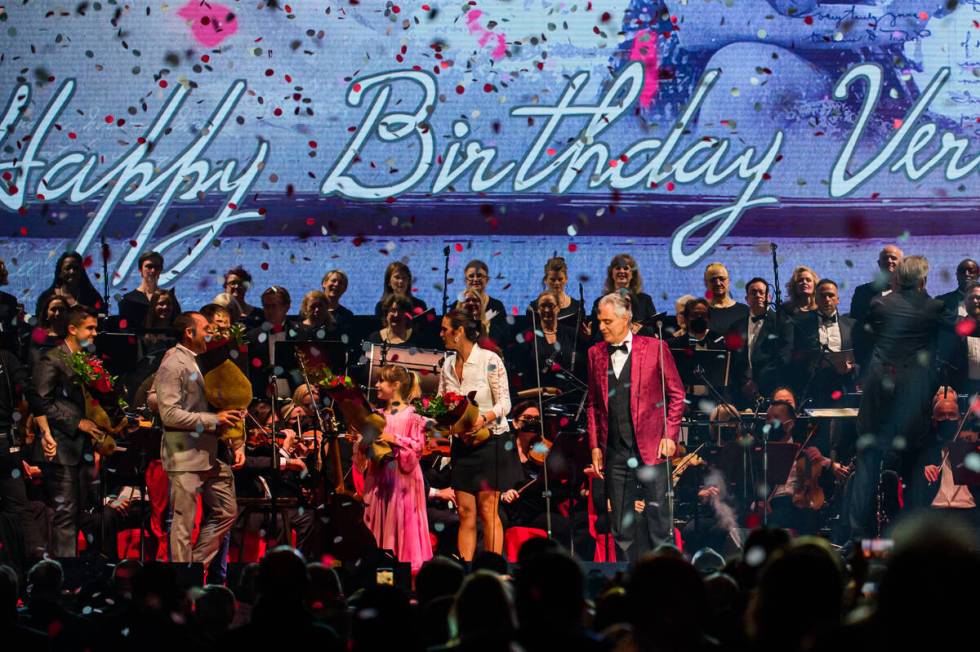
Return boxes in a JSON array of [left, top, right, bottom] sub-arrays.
[[93, 376, 112, 394]]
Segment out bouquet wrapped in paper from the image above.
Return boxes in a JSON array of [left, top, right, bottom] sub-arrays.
[[414, 391, 490, 446], [198, 324, 252, 446], [65, 350, 130, 455], [318, 371, 391, 462]]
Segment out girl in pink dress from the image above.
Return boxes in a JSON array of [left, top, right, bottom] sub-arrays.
[[354, 365, 433, 572]]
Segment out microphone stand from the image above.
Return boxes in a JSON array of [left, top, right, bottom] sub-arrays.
[[770, 242, 782, 312], [268, 375, 282, 543], [100, 237, 111, 316], [529, 308, 553, 538], [656, 320, 675, 543], [441, 245, 451, 316], [570, 283, 585, 374]]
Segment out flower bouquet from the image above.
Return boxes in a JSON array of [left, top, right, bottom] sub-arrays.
[[414, 391, 490, 446], [318, 370, 391, 463], [198, 323, 252, 446], [65, 350, 130, 455]]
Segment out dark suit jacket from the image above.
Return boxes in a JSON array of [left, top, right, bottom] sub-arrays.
[[589, 292, 658, 340], [0, 290, 19, 353], [936, 288, 965, 319], [33, 345, 89, 466], [937, 317, 980, 394], [586, 336, 686, 466], [867, 289, 945, 368], [781, 311, 857, 404], [727, 312, 784, 401]]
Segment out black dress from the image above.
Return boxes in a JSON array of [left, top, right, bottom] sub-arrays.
[[117, 289, 182, 332]]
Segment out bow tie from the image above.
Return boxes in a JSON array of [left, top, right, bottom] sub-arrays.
[[751, 314, 766, 324], [689, 337, 707, 347], [820, 313, 838, 324], [608, 343, 628, 355]]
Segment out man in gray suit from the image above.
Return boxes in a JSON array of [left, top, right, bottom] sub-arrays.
[[154, 311, 245, 565]]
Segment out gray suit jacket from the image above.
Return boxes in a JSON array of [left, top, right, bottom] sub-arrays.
[[153, 344, 222, 473]]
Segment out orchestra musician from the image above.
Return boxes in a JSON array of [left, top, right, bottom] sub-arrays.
[[586, 292, 686, 560], [352, 365, 432, 572], [728, 278, 782, 405], [438, 310, 517, 559]]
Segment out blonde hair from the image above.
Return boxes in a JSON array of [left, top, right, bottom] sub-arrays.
[[457, 288, 490, 336], [379, 365, 421, 401], [787, 265, 820, 309]]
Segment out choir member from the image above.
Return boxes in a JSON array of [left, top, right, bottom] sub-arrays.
[[936, 258, 979, 318], [367, 294, 421, 347], [438, 310, 517, 559], [728, 278, 782, 403], [704, 262, 750, 335], [321, 270, 355, 336], [459, 288, 508, 353], [295, 290, 333, 341], [509, 290, 584, 394], [668, 294, 696, 339], [34, 252, 104, 316], [667, 298, 727, 351], [850, 244, 902, 323], [781, 265, 820, 317], [529, 256, 583, 322], [588, 254, 657, 339], [28, 295, 68, 369], [460, 260, 509, 344], [118, 251, 180, 332], [216, 266, 264, 327], [938, 281, 980, 396], [373, 261, 427, 320], [246, 286, 298, 398], [353, 364, 432, 572]]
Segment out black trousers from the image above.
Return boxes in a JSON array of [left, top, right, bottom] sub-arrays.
[[0, 447, 32, 569], [42, 462, 92, 557], [606, 444, 670, 562]]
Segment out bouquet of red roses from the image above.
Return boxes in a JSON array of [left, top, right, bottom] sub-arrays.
[[65, 350, 129, 455], [198, 323, 252, 446], [414, 391, 490, 446], [317, 370, 391, 462]]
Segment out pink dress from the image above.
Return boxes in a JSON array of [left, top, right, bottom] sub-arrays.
[[355, 406, 433, 571]]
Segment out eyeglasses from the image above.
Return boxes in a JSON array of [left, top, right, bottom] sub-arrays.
[[466, 273, 488, 280]]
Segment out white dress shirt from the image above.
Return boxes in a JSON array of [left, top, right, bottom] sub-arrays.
[[438, 343, 511, 434], [746, 313, 765, 369], [818, 311, 843, 352], [609, 331, 634, 379]]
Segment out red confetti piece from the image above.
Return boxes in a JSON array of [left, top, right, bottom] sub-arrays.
[[68, 132, 77, 139], [308, 140, 317, 148], [159, 80, 168, 88], [956, 318, 976, 337], [252, 358, 262, 368], [831, 390, 843, 401], [104, 115, 114, 123], [455, 85, 465, 94], [454, 243, 463, 252], [260, 262, 269, 271], [568, 243, 577, 252], [119, 319, 128, 330], [666, 181, 676, 191], [19, 226, 27, 236], [82, 255, 93, 268]]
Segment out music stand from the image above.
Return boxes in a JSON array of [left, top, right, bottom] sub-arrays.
[[949, 439, 980, 486], [714, 440, 799, 508], [670, 349, 731, 390], [820, 349, 856, 376], [95, 332, 141, 376], [367, 344, 446, 400]]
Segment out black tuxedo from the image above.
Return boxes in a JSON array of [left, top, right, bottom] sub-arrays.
[[781, 310, 856, 405], [936, 288, 966, 320], [727, 312, 783, 404], [938, 316, 980, 395]]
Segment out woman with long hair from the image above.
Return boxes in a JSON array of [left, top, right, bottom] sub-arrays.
[[783, 265, 820, 316], [28, 294, 69, 368], [374, 261, 427, 320], [353, 364, 432, 572], [438, 310, 517, 559], [34, 251, 104, 316], [588, 253, 657, 339], [118, 251, 181, 331], [295, 290, 333, 340], [368, 293, 419, 347]]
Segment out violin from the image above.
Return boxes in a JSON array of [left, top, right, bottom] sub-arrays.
[[791, 423, 825, 511], [670, 443, 706, 487]]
